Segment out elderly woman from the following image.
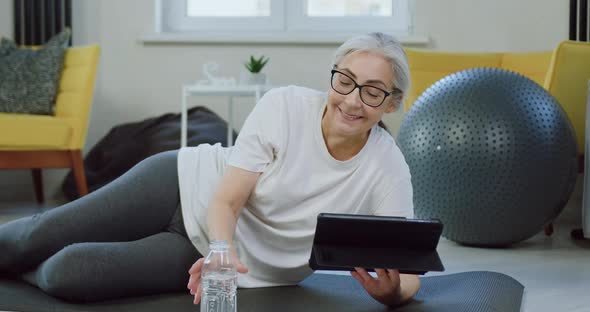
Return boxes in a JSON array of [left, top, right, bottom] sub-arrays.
[[0, 32, 418, 307]]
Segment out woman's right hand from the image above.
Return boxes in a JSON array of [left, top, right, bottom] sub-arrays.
[[187, 258, 205, 304], [187, 249, 249, 305]]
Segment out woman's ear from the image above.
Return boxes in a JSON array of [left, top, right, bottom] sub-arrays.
[[385, 99, 400, 113], [385, 93, 404, 113]]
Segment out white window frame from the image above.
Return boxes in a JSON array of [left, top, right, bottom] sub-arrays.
[[152, 0, 419, 43]]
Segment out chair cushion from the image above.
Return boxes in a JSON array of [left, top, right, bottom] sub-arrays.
[[0, 29, 70, 115], [500, 51, 553, 86], [405, 49, 502, 111], [0, 113, 71, 149]]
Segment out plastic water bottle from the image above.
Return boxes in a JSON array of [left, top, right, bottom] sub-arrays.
[[200, 240, 237, 312]]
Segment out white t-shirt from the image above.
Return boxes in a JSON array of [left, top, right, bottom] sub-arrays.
[[178, 85, 413, 288]]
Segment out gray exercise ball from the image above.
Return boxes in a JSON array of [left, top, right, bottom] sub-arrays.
[[397, 68, 578, 246]]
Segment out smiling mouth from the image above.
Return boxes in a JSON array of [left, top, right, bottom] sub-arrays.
[[339, 107, 363, 121]]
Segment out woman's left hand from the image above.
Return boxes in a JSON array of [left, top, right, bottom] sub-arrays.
[[351, 267, 404, 306]]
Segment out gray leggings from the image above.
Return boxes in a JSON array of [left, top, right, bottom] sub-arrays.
[[0, 150, 202, 302]]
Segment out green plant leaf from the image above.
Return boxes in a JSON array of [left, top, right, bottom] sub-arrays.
[[244, 55, 269, 73]]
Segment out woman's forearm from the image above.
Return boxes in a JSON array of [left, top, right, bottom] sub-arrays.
[[205, 166, 260, 245], [207, 197, 240, 244]]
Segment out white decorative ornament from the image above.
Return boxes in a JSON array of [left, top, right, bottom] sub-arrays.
[[197, 62, 236, 86]]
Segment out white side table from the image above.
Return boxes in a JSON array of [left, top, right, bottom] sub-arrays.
[[180, 84, 275, 147]]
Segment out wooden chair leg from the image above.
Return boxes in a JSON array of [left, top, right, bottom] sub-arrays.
[[31, 168, 44, 204], [544, 223, 554, 236], [69, 150, 88, 198]]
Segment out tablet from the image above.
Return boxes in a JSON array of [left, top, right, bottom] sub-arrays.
[[308, 213, 445, 275]]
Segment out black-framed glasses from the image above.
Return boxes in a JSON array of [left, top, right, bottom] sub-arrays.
[[330, 69, 402, 107]]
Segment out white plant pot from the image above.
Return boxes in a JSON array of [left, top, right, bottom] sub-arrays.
[[240, 71, 267, 85]]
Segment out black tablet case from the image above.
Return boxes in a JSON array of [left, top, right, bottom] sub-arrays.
[[308, 213, 445, 275]]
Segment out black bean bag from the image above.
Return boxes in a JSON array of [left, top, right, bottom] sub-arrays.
[[62, 106, 237, 200]]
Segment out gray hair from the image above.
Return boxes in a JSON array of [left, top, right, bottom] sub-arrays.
[[332, 32, 410, 107]]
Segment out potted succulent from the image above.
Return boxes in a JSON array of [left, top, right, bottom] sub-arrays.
[[240, 55, 270, 85]]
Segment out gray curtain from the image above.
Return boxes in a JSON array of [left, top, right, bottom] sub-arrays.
[[570, 0, 589, 41]]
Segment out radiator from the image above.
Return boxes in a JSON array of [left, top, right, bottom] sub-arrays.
[[13, 0, 71, 46]]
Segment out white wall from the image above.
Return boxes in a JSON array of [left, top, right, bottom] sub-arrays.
[[0, 1, 12, 39], [0, 0, 569, 200], [414, 0, 567, 52]]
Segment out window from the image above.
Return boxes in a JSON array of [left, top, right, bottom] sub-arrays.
[[307, 0, 392, 17], [288, 0, 410, 33], [187, 0, 271, 17], [160, 0, 284, 32], [158, 0, 414, 39]]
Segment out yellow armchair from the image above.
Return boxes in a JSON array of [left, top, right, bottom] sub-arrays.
[[404, 48, 553, 112], [0, 44, 100, 203], [543, 40, 590, 159]]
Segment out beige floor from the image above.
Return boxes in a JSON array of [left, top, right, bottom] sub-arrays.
[[1, 178, 590, 312], [435, 221, 590, 312]]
